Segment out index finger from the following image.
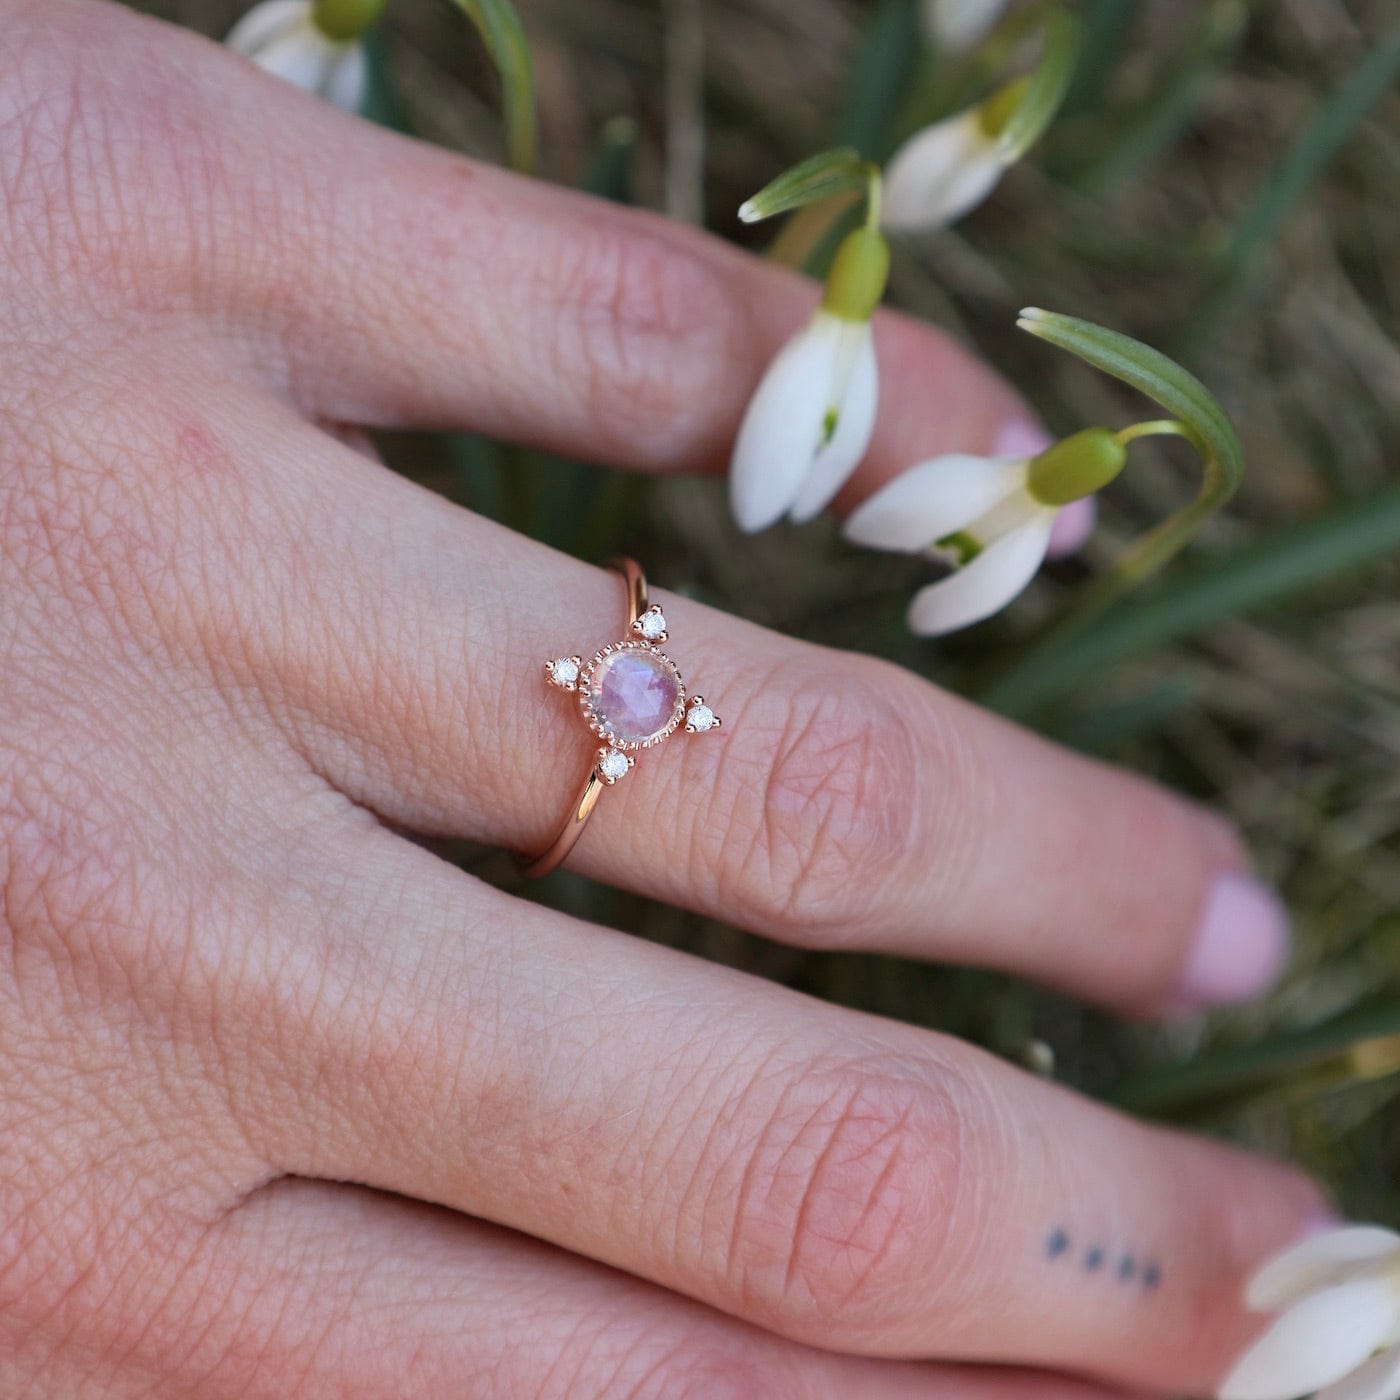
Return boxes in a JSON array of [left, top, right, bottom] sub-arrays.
[[80, 4, 1037, 485]]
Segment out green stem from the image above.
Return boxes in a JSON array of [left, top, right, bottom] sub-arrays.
[[1114, 419, 1190, 447], [863, 167, 883, 229]]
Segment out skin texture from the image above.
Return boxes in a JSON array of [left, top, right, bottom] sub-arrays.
[[0, 2, 1322, 1395]]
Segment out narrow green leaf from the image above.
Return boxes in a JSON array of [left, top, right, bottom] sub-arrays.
[[447, 0, 539, 174], [984, 482, 1400, 716], [1106, 1000, 1400, 1116], [1072, 0, 1246, 194], [740, 147, 872, 223], [583, 116, 638, 204], [1060, 0, 1139, 119], [1178, 23, 1400, 357], [997, 7, 1080, 160], [836, 0, 922, 162]]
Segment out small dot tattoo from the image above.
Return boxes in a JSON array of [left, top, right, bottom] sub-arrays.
[[1084, 1245, 1105, 1272], [1142, 1262, 1162, 1291], [1045, 1228, 1070, 1259], [1118, 1254, 1136, 1283]]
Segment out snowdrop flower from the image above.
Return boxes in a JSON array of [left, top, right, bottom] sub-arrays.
[[1220, 1225, 1400, 1400], [922, 0, 1007, 55], [844, 427, 1122, 636], [882, 80, 1024, 232], [730, 227, 888, 532], [226, 0, 382, 112]]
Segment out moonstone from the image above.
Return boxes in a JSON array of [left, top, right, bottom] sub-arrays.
[[589, 650, 681, 744]]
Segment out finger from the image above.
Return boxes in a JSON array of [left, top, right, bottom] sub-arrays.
[[216, 823, 1321, 1398], [168, 1179, 1132, 1399], [74, 4, 1035, 487], [224, 408, 1284, 1014]]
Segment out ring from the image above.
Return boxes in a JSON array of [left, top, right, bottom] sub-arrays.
[[520, 557, 723, 879]]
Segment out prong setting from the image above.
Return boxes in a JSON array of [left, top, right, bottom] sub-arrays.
[[631, 604, 668, 643], [685, 697, 720, 733], [596, 747, 633, 784], [546, 655, 583, 690]]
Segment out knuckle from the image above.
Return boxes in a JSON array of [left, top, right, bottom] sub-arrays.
[[714, 1050, 969, 1336], [548, 222, 750, 466], [711, 660, 941, 941]]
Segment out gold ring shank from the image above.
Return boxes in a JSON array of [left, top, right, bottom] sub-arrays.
[[520, 558, 644, 879]]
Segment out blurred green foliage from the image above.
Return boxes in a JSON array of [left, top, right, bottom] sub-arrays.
[[139, 0, 1400, 1222]]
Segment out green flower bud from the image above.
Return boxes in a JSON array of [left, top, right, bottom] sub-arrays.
[[312, 0, 386, 42], [820, 228, 890, 323], [1025, 427, 1126, 506]]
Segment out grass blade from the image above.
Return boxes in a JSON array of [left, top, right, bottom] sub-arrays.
[[985, 482, 1400, 717]]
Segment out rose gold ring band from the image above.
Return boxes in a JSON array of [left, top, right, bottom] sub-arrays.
[[519, 558, 647, 879]]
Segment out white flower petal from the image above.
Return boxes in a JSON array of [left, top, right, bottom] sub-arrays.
[[226, 0, 309, 55], [882, 110, 1007, 233], [227, 0, 367, 110], [251, 32, 339, 92], [922, 0, 1007, 52], [322, 41, 368, 110], [730, 314, 873, 533], [1247, 1227, 1400, 1312], [787, 323, 879, 521], [1220, 1278, 1400, 1400], [844, 454, 1028, 551], [906, 510, 1053, 636], [1315, 1346, 1400, 1400]]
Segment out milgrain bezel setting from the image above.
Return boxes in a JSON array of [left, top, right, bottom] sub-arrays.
[[577, 639, 687, 752]]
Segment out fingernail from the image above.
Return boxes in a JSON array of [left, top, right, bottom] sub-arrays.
[[1177, 875, 1291, 1008], [1300, 1206, 1345, 1240], [1046, 495, 1097, 558], [993, 419, 1055, 461]]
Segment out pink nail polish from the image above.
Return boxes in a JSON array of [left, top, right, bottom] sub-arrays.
[[992, 419, 1055, 461], [1177, 875, 1291, 1008], [1046, 495, 1097, 559]]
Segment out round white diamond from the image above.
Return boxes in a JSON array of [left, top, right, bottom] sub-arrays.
[[599, 748, 630, 781], [550, 657, 580, 686], [637, 609, 666, 640], [687, 703, 715, 732]]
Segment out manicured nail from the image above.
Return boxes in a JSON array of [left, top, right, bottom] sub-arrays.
[[1300, 1206, 1345, 1239], [1046, 495, 1097, 558], [992, 419, 1055, 461], [1177, 874, 1291, 1008]]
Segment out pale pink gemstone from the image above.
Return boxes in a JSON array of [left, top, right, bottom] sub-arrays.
[[589, 650, 681, 744]]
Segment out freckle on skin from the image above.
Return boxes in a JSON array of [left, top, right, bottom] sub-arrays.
[[176, 422, 232, 479]]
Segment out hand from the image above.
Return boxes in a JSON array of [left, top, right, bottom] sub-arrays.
[[0, 3, 1322, 1395]]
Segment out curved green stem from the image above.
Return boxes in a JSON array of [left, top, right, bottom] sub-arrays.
[[1114, 419, 1190, 447], [448, 0, 538, 175], [1018, 310, 1243, 615], [864, 166, 883, 230]]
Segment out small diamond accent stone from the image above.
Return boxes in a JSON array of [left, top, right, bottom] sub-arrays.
[[549, 657, 580, 686], [686, 703, 716, 732], [598, 748, 630, 781], [636, 609, 667, 640]]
